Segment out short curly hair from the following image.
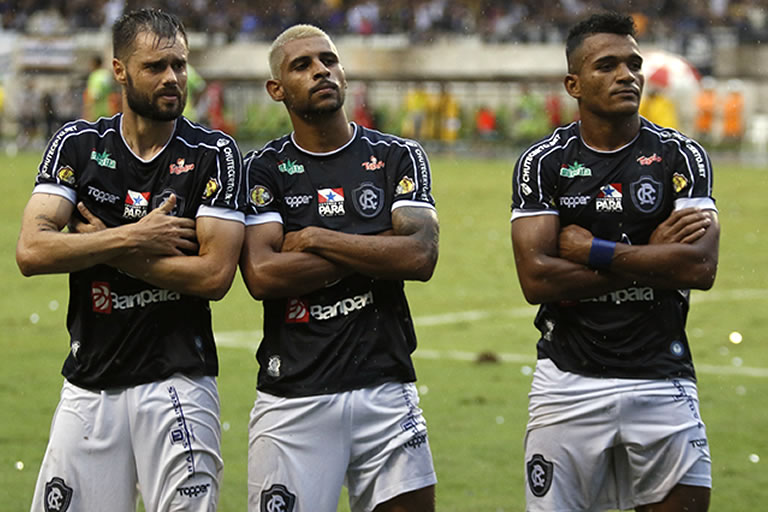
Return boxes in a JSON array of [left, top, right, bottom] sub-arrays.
[[565, 12, 636, 72]]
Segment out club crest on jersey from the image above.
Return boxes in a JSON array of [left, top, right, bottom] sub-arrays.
[[672, 172, 689, 193], [56, 166, 75, 185], [637, 153, 663, 166], [261, 484, 296, 512], [559, 160, 592, 178], [596, 183, 623, 212], [169, 158, 195, 175], [91, 281, 112, 314], [352, 182, 384, 218], [44, 477, 73, 512], [527, 454, 553, 498], [124, 190, 150, 218], [203, 177, 220, 199], [90, 149, 116, 169], [361, 155, 385, 171], [277, 159, 305, 175], [396, 176, 415, 195], [250, 185, 274, 207], [151, 189, 183, 216], [630, 176, 663, 213], [317, 187, 345, 216], [285, 298, 309, 323]]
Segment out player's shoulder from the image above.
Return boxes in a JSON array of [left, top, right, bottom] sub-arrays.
[[53, 114, 120, 140], [516, 121, 580, 167], [175, 117, 240, 152], [639, 117, 710, 157], [358, 124, 423, 151], [243, 133, 293, 166]]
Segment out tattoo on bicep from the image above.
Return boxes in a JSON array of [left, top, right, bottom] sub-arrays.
[[393, 207, 439, 245], [34, 214, 61, 232]]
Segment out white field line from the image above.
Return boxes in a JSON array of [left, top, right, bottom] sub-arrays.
[[215, 288, 768, 378]]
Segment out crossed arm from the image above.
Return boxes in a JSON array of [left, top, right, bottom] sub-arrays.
[[239, 206, 439, 300], [16, 193, 243, 300], [510, 207, 719, 305]]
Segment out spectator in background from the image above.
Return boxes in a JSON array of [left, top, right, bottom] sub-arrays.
[[352, 82, 376, 129], [639, 85, 679, 129], [83, 55, 113, 120], [183, 64, 206, 122], [436, 83, 460, 144], [402, 82, 429, 139], [475, 105, 497, 140], [694, 76, 718, 143], [722, 79, 745, 144]]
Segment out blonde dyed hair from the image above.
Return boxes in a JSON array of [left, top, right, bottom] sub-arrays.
[[269, 24, 338, 79]]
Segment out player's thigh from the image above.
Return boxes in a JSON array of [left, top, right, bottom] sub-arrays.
[[132, 375, 222, 512], [372, 485, 435, 512], [635, 484, 710, 512], [30, 381, 137, 512], [346, 382, 437, 512], [248, 391, 348, 512]]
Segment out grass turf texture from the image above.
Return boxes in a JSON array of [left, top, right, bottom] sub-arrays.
[[1, 152, 767, 511]]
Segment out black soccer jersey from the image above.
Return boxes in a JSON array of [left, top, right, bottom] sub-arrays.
[[244, 123, 435, 397], [34, 114, 246, 389], [511, 118, 716, 381]]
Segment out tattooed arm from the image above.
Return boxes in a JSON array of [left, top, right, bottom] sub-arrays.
[[280, 206, 440, 281], [16, 193, 196, 276]]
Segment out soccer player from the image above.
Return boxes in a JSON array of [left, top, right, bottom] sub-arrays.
[[239, 24, 439, 512], [510, 12, 719, 512], [16, 9, 246, 512]]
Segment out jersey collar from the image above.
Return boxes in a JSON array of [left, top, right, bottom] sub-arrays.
[[117, 113, 179, 164], [290, 122, 358, 157]]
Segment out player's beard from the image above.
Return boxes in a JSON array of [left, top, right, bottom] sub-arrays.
[[125, 72, 186, 122], [291, 86, 346, 121]]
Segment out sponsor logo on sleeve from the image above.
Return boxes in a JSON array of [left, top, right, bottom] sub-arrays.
[[203, 177, 220, 199], [285, 298, 309, 323], [267, 355, 282, 377], [277, 159, 305, 175], [169, 158, 195, 175], [361, 155, 385, 171], [56, 166, 75, 185], [559, 161, 592, 178], [595, 183, 623, 212], [250, 185, 273, 207], [672, 172, 689, 193], [44, 477, 73, 512], [216, 137, 229, 147], [261, 484, 296, 512], [527, 454, 553, 498], [90, 149, 116, 169], [637, 153, 663, 166], [395, 176, 415, 196], [317, 187, 345, 217], [630, 175, 663, 213], [352, 182, 384, 218]]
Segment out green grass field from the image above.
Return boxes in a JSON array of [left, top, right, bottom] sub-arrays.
[[1, 151, 767, 511]]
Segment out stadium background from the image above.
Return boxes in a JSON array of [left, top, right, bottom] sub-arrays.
[[1, 1, 767, 511]]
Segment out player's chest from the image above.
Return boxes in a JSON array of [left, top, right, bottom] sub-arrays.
[[76, 145, 211, 224]]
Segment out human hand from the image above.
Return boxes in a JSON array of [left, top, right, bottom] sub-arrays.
[[649, 208, 711, 245], [68, 202, 107, 233], [129, 194, 198, 256], [281, 227, 317, 253], [558, 224, 593, 265]]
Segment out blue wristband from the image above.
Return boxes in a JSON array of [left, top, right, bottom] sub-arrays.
[[588, 238, 616, 269]]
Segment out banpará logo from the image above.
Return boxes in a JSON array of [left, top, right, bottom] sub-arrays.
[[310, 291, 374, 320], [583, 286, 654, 304], [277, 159, 305, 175], [90, 149, 116, 169], [559, 161, 592, 178], [361, 155, 385, 171]]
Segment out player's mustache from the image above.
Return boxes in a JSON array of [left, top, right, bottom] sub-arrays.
[[310, 81, 338, 94]]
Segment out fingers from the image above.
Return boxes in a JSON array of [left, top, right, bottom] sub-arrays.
[[153, 194, 177, 215], [77, 202, 98, 223]]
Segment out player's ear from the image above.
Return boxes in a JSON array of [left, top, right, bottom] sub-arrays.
[[113, 58, 126, 85], [265, 79, 284, 102], [564, 73, 581, 100]]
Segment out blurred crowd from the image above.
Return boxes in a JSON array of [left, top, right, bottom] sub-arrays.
[[3, 0, 768, 44]]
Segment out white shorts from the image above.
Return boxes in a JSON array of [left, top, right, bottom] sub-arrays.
[[30, 375, 223, 512], [524, 359, 711, 511], [248, 382, 437, 512]]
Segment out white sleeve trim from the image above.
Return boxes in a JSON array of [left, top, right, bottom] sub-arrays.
[[674, 197, 717, 212], [510, 209, 559, 223], [196, 205, 245, 224], [33, 183, 76, 204], [245, 211, 284, 226], [391, 199, 436, 211]]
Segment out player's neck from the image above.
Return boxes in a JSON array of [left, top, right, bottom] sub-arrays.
[[578, 112, 640, 152], [290, 111, 353, 154], [120, 109, 176, 161]]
